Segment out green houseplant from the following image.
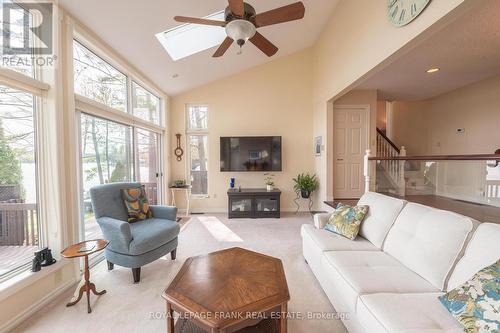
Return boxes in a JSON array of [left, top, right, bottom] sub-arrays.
[[293, 173, 319, 199], [264, 173, 275, 191]]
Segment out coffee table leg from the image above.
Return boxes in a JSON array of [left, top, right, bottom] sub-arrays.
[[280, 302, 288, 333], [167, 302, 174, 333]]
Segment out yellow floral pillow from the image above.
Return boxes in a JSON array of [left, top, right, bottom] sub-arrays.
[[324, 203, 369, 240], [122, 186, 152, 223]]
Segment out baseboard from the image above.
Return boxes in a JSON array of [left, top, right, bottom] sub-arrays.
[[184, 207, 314, 214], [0, 278, 77, 333]]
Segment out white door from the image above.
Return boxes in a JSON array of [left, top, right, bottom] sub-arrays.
[[333, 106, 369, 199]]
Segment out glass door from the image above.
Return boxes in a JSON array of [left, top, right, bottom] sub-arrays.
[[80, 113, 133, 241], [135, 128, 160, 205]]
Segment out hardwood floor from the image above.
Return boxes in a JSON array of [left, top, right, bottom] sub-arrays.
[[325, 195, 500, 224]]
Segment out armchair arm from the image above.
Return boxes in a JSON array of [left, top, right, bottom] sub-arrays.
[[97, 217, 133, 254], [150, 205, 178, 221], [314, 212, 333, 229]]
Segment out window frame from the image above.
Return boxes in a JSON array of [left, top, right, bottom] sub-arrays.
[[73, 35, 165, 127], [72, 39, 129, 113], [0, 82, 44, 283], [186, 104, 209, 198], [72, 35, 166, 251], [131, 81, 161, 126]]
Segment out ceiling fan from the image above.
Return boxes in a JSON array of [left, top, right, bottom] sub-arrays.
[[174, 0, 305, 58]]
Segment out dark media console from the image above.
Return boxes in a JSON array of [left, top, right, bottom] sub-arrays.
[[227, 188, 281, 219]]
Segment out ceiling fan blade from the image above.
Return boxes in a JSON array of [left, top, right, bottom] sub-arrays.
[[252, 2, 305, 28], [228, 0, 245, 17], [213, 37, 234, 57], [249, 32, 278, 57], [174, 16, 226, 27]]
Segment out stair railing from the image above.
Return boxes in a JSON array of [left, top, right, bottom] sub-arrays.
[[374, 128, 406, 195]]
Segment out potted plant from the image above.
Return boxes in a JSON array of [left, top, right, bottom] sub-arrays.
[[293, 173, 319, 198], [264, 173, 275, 191]]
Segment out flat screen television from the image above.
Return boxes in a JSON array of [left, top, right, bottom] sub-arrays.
[[220, 136, 282, 172]]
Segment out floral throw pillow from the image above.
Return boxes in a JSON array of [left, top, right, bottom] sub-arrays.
[[122, 186, 153, 223], [323, 203, 369, 240], [439, 259, 500, 333]]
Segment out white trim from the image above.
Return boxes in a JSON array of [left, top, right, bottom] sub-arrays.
[[184, 208, 315, 214], [75, 94, 165, 134], [0, 276, 76, 333], [0, 261, 70, 302], [0, 67, 49, 95]]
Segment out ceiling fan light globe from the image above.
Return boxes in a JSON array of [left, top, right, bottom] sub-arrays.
[[225, 19, 256, 44]]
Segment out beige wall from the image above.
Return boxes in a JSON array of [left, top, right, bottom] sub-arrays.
[[312, 0, 476, 206], [377, 100, 387, 131], [390, 74, 500, 155], [389, 100, 431, 155], [170, 49, 315, 212]]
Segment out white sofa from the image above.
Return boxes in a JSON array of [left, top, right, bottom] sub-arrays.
[[301, 192, 500, 333]]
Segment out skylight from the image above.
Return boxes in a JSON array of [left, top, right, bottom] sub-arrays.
[[156, 11, 226, 61]]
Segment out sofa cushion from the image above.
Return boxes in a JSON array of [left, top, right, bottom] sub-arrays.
[[383, 203, 476, 291], [321, 251, 438, 313], [129, 218, 180, 255], [324, 203, 369, 240], [301, 224, 378, 252], [447, 223, 500, 291], [301, 224, 378, 275], [357, 293, 464, 333], [313, 212, 332, 229], [439, 259, 500, 333], [357, 192, 407, 248]]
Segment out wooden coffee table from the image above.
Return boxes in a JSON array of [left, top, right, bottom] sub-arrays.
[[163, 247, 290, 333]]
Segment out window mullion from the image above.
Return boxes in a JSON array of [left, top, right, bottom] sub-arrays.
[[127, 76, 133, 115]]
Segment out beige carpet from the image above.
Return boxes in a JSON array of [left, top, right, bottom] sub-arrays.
[[13, 213, 347, 333]]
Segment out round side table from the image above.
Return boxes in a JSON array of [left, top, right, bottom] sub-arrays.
[[61, 239, 108, 313]]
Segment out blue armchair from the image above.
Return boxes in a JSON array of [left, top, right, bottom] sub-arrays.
[[90, 182, 179, 283]]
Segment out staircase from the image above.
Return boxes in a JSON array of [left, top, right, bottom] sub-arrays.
[[375, 128, 406, 195]]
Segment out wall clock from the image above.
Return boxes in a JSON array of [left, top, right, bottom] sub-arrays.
[[388, 0, 431, 27]]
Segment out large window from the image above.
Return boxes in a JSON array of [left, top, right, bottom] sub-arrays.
[[0, 85, 39, 278], [80, 113, 133, 240], [132, 82, 160, 125], [74, 37, 164, 250], [79, 115, 162, 242], [73, 40, 127, 112], [187, 106, 209, 196], [0, 2, 35, 77]]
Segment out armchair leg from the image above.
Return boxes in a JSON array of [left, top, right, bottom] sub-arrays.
[[107, 261, 114, 271], [170, 249, 177, 260], [132, 267, 141, 283]]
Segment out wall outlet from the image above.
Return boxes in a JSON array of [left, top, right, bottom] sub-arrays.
[[456, 128, 466, 134]]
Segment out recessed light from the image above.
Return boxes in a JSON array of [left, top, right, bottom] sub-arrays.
[[426, 67, 440, 74]]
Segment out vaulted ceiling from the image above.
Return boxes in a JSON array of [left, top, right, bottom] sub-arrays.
[[60, 0, 340, 96]]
